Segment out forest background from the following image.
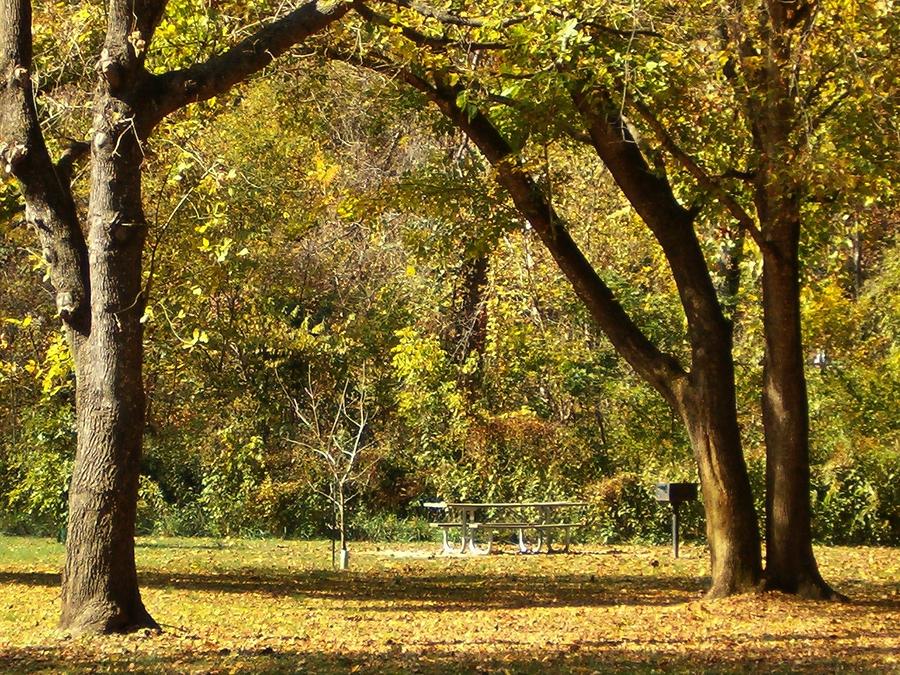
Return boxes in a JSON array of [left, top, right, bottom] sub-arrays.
[[1, 0, 897, 548]]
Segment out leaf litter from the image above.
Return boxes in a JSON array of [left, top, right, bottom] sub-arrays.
[[0, 537, 897, 673]]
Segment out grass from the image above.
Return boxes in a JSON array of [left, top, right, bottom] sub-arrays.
[[0, 536, 898, 673]]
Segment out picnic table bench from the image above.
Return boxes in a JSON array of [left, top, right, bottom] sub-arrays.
[[424, 501, 588, 555]]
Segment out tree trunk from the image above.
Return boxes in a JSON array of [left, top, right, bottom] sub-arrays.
[[679, 340, 761, 596], [455, 253, 489, 398], [59, 63, 155, 633], [739, 0, 840, 600], [337, 485, 346, 552], [62, 331, 154, 633], [760, 237, 839, 599], [570, 85, 763, 594], [4, 0, 350, 634]]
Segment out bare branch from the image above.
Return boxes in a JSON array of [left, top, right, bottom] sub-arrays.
[[283, 367, 376, 549]]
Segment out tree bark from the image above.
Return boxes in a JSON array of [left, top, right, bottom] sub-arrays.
[[0, 0, 89, 327], [679, 334, 761, 596], [63, 324, 154, 633], [0, 0, 150, 632], [571, 88, 761, 593], [338, 485, 346, 552], [758, 213, 838, 598], [742, 0, 840, 599], [58, 0, 161, 634]]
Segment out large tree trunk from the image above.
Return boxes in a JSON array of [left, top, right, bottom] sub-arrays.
[[4, 0, 350, 635], [571, 86, 763, 594], [62, 333, 153, 633], [743, 0, 840, 596], [760, 233, 838, 598], [59, 71, 155, 632]]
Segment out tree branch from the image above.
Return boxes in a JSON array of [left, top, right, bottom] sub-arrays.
[[353, 1, 504, 51], [326, 50, 688, 403], [149, 0, 351, 122], [627, 96, 766, 249], [100, 0, 170, 93], [719, 168, 756, 182], [377, 0, 527, 29], [546, 7, 662, 39], [801, 88, 851, 140], [570, 85, 737, 362], [55, 139, 90, 185], [0, 0, 90, 329], [329, 44, 730, 400]]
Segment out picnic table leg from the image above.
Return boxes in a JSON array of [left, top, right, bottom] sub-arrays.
[[538, 506, 550, 553], [469, 529, 492, 555], [441, 527, 467, 554], [460, 517, 468, 554], [536, 529, 545, 553], [517, 528, 528, 554], [460, 507, 476, 554]]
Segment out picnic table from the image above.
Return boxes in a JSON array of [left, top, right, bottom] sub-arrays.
[[423, 501, 588, 555]]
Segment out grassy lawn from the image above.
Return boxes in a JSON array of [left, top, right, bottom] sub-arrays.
[[0, 536, 897, 673]]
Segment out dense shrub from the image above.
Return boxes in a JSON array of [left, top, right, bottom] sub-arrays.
[[811, 446, 899, 545], [350, 508, 433, 542], [0, 403, 74, 537]]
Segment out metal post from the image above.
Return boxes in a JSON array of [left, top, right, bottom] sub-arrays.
[[672, 503, 680, 558]]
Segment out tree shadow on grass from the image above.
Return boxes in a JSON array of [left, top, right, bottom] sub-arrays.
[[0, 640, 896, 674], [134, 541, 228, 550], [4, 568, 896, 614], [0, 569, 704, 611], [828, 581, 900, 606]]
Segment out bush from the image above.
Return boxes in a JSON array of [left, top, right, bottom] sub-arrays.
[[811, 444, 899, 545], [350, 508, 433, 542], [584, 472, 705, 545], [0, 403, 74, 536], [136, 476, 172, 535]]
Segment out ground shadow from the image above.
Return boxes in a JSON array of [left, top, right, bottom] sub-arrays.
[[134, 541, 228, 550], [4, 568, 896, 614], [0, 568, 704, 611]]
